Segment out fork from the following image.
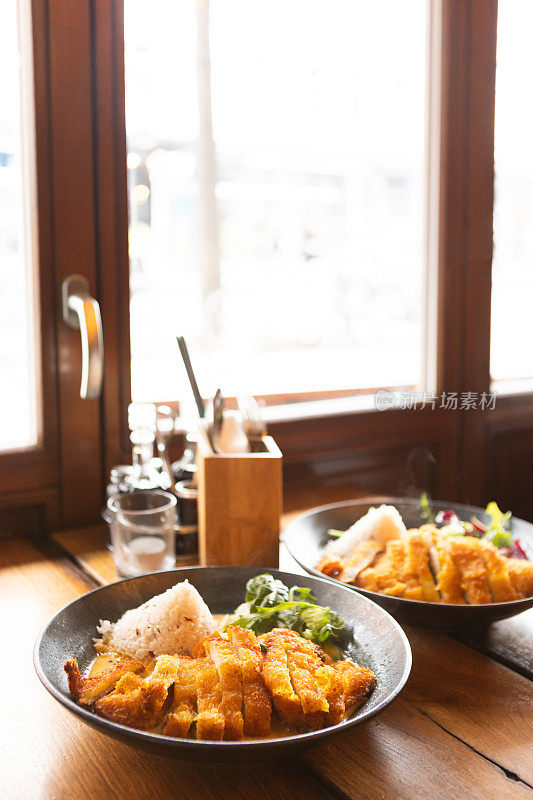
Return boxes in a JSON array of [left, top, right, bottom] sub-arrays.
[[237, 396, 267, 448]]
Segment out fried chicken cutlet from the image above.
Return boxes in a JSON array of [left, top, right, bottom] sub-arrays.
[[228, 626, 272, 736], [258, 629, 305, 727], [164, 656, 199, 738], [321, 518, 533, 604], [479, 541, 518, 602], [195, 632, 244, 739], [259, 628, 375, 731], [355, 542, 412, 599], [94, 655, 178, 729], [507, 558, 533, 599], [66, 630, 376, 740], [405, 532, 441, 602], [355, 533, 440, 602], [195, 659, 225, 741], [64, 655, 143, 706], [421, 525, 465, 603], [334, 660, 376, 711], [445, 537, 492, 604]]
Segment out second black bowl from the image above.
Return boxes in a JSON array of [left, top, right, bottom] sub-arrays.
[[282, 497, 533, 630]]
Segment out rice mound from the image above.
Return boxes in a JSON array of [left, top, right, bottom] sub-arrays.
[[326, 504, 407, 558], [96, 580, 216, 663]]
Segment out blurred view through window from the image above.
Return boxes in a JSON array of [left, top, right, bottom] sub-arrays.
[[0, 2, 38, 449], [125, 0, 428, 402], [491, 0, 533, 384]]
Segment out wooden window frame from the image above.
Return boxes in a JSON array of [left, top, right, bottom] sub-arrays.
[[0, 0, 60, 534], [5, 0, 533, 534]]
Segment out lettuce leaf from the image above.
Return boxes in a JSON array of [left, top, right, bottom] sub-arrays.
[[229, 573, 346, 644], [482, 502, 513, 548], [419, 492, 435, 524]]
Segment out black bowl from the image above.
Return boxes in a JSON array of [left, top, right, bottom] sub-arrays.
[[34, 566, 411, 762], [282, 497, 533, 630]]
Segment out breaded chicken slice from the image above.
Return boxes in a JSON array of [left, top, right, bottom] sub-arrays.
[[421, 526, 465, 604], [285, 634, 347, 728], [94, 654, 178, 729], [287, 649, 329, 715], [507, 558, 533, 599], [64, 655, 144, 706], [259, 632, 304, 727], [314, 663, 346, 725], [355, 535, 440, 602], [260, 629, 331, 730], [228, 627, 272, 736], [405, 532, 441, 602], [334, 660, 376, 712], [197, 633, 244, 740], [479, 542, 518, 602], [267, 630, 329, 717], [164, 656, 199, 738], [356, 546, 409, 599], [196, 660, 225, 741], [447, 537, 492, 604], [385, 539, 424, 601]]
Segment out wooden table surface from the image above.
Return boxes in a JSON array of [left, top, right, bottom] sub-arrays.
[[2, 485, 532, 800]]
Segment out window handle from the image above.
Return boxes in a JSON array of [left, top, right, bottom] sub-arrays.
[[61, 275, 104, 399]]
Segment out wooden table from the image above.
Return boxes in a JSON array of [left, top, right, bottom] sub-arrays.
[[2, 486, 532, 800]]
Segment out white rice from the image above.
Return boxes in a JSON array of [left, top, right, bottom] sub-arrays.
[[96, 580, 216, 663], [325, 504, 407, 558]]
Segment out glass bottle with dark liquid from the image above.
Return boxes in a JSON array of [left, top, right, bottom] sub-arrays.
[[171, 432, 199, 559]]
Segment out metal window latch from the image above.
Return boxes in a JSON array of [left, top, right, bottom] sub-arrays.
[[61, 275, 104, 399]]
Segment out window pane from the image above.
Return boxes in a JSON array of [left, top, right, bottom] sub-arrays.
[[125, 0, 428, 401], [0, 2, 38, 448], [491, 1, 533, 383]]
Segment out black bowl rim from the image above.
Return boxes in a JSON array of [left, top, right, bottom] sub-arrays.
[[34, 565, 412, 752], [281, 495, 533, 609]]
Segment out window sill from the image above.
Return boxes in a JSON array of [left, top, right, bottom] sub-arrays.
[[491, 378, 533, 397], [261, 392, 379, 424]]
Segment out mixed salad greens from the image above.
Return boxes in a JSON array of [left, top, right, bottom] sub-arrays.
[[419, 493, 528, 559], [227, 573, 346, 644]]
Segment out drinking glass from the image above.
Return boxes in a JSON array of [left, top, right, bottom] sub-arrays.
[[107, 489, 177, 577]]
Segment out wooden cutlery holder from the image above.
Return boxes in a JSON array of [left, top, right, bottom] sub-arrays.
[[196, 434, 282, 567]]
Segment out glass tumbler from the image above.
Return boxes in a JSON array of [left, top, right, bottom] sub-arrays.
[[107, 489, 177, 577]]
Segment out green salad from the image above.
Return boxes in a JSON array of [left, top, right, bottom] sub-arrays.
[[227, 573, 346, 644], [419, 494, 528, 559]]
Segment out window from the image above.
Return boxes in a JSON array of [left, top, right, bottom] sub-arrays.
[[3, 0, 523, 529], [491, 0, 533, 385], [0, 1, 38, 449], [125, 0, 429, 402]]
